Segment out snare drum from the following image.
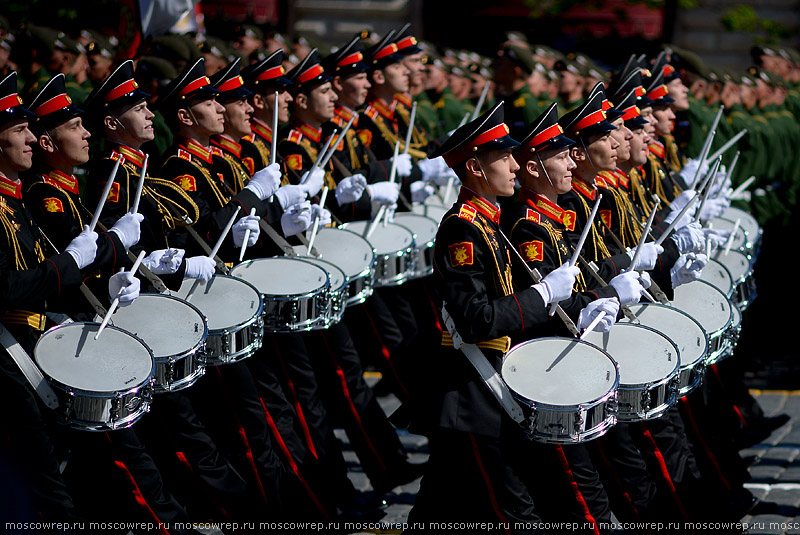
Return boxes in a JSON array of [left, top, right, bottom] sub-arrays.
[[231, 257, 330, 332], [303, 227, 375, 307], [340, 220, 416, 287], [709, 217, 749, 254], [295, 256, 348, 327], [101, 294, 207, 393], [726, 304, 743, 356], [700, 258, 734, 298], [711, 249, 756, 310], [412, 204, 448, 224], [670, 280, 733, 365], [620, 303, 708, 398], [582, 323, 680, 421], [393, 213, 438, 278], [723, 205, 762, 255], [34, 322, 155, 431], [172, 276, 264, 366], [501, 337, 619, 444]]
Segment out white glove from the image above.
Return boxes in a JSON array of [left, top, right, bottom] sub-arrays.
[[670, 253, 707, 287], [142, 248, 185, 275], [418, 156, 448, 182], [410, 181, 436, 203], [608, 271, 647, 306], [366, 182, 400, 204], [311, 204, 332, 227], [184, 256, 216, 281], [671, 223, 706, 254], [578, 298, 620, 333], [335, 174, 367, 205], [108, 270, 140, 307], [391, 153, 413, 178], [627, 243, 664, 271], [703, 228, 732, 251], [669, 190, 697, 214], [698, 198, 729, 222], [533, 264, 580, 306], [244, 163, 282, 201], [275, 184, 307, 210], [232, 215, 260, 248], [678, 159, 708, 188], [65, 225, 99, 269], [299, 168, 325, 198], [280, 201, 313, 237], [109, 212, 144, 250]]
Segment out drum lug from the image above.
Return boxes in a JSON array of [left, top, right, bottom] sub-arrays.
[[669, 375, 681, 396], [607, 396, 619, 417], [62, 391, 74, 423], [110, 395, 121, 427], [641, 388, 651, 412], [166, 358, 175, 384], [574, 408, 585, 435]]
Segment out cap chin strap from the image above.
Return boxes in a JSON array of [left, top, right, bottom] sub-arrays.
[[472, 155, 500, 202], [44, 129, 63, 156], [536, 152, 557, 191], [579, 134, 600, 174], [110, 111, 137, 142]]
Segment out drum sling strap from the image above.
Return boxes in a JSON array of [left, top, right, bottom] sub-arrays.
[[440, 304, 525, 424], [0, 322, 59, 409]]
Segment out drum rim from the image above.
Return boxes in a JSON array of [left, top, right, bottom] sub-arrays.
[[503, 336, 620, 409], [622, 302, 710, 367], [340, 220, 417, 255], [702, 257, 735, 298], [231, 256, 331, 298], [672, 279, 734, 338], [181, 274, 265, 334], [293, 254, 348, 292], [711, 249, 754, 283], [582, 322, 681, 387], [308, 226, 378, 274], [393, 213, 438, 246], [96, 292, 210, 360], [34, 321, 156, 394]]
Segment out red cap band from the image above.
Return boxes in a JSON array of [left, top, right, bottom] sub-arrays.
[[106, 79, 139, 102], [179, 76, 211, 97], [297, 64, 324, 83], [0, 93, 23, 113], [530, 123, 564, 148], [217, 75, 244, 92], [257, 66, 286, 81], [34, 94, 72, 116], [574, 109, 607, 132]]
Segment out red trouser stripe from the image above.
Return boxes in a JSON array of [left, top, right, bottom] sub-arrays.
[[270, 336, 319, 460], [554, 445, 601, 535], [709, 364, 749, 427], [638, 425, 692, 522], [468, 434, 513, 535], [319, 331, 387, 472], [174, 451, 232, 522], [112, 461, 171, 535], [259, 398, 330, 519]]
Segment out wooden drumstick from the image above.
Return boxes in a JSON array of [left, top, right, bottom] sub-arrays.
[[268, 91, 280, 203], [579, 312, 606, 339], [471, 82, 490, 121], [627, 198, 660, 273], [366, 141, 400, 236], [654, 192, 699, 247], [320, 115, 355, 170], [185, 206, 241, 301], [706, 129, 747, 163], [402, 102, 417, 156], [304, 129, 337, 185], [306, 186, 329, 253], [723, 218, 740, 257], [94, 249, 146, 340], [238, 207, 258, 263], [131, 154, 148, 215], [729, 175, 755, 200], [90, 155, 125, 232]]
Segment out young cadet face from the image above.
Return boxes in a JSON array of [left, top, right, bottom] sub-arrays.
[[0, 119, 36, 174], [111, 99, 156, 146], [609, 117, 632, 163], [403, 52, 425, 89], [540, 147, 576, 195], [584, 131, 619, 171], [44, 116, 91, 166], [628, 127, 649, 167], [222, 96, 254, 139], [651, 105, 675, 136], [381, 62, 410, 94], [667, 78, 690, 111], [306, 81, 337, 122], [639, 107, 656, 138], [470, 148, 519, 198], [187, 97, 225, 136], [335, 72, 371, 109]]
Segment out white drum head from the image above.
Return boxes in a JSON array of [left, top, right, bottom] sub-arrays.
[[582, 323, 679, 385], [311, 228, 374, 279], [231, 257, 328, 296], [103, 294, 206, 357], [671, 280, 732, 335], [423, 194, 446, 207], [341, 221, 415, 255], [712, 249, 750, 282], [394, 213, 438, 245], [709, 217, 747, 249], [723, 206, 760, 239], [412, 204, 448, 223], [502, 338, 617, 406], [298, 256, 346, 290], [701, 258, 734, 295], [622, 303, 707, 367], [173, 276, 261, 331], [35, 323, 152, 392]]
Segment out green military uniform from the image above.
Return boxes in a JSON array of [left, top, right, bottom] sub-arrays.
[[685, 95, 717, 159], [427, 86, 467, 136], [500, 84, 544, 139]]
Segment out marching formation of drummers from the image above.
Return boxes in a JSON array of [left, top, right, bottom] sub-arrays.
[[0, 18, 793, 534]]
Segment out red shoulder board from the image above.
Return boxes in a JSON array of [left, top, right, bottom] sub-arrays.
[[448, 241, 474, 267], [174, 174, 197, 192], [599, 209, 612, 229], [285, 153, 303, 171], [519, 240, 544, 262], [525, 208, 541, 224], [210, 146, 223, 157], [110, 150, 122, 162], [458, 204, 477, 222], [42, 197, 64, 213], [287, 130, 303, 144], [562, 210, 577, 232], [178, 149, 192, 162]]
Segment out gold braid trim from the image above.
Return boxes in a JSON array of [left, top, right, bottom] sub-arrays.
[[395, 105, 429, 151], [646, 155, 670, 205], [629, 168, 655, 215], [26, 181, 83, 228], [0, 210, 26, 270], [509, 216, 586, 292], [369, 114, 428, 159], [164, 154, 229, 209], [222, 153, 248, 191], [252, 138, 271, 168], [345, 130, 362, 170], [603, 185, 642, 249], [145, 177, 201, 228], [576, 194, 612, 262], [298, 138, 338, 191], [664, 134, 683, 172]]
